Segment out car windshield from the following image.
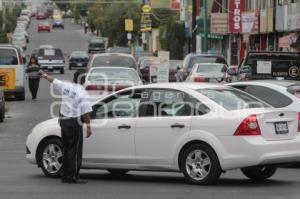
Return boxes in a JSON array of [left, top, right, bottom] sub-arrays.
[[189, 56, 227, 68], [0, 49, 18, 65], [196, 88, 270, 110], [196, 64, 227, 74], [71, 52, 88, 58], [38, 48, 63, 57], [107, 47, 131, 54], [88, 68, 139, 83], [92, 56, 136, 68]]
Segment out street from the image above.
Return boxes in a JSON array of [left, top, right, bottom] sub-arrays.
[[0, 19, 300, 199]]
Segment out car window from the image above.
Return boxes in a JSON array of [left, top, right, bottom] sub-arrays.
[[141, 89, 191, 117], [189, 56, 227, 69], [92, 56, 136, 68], [0, 49, 19, 65], [189, 97, 210, 116], [197, 88, 270, 110], [244, 85, 293, 108], [38, 48, 63, 57], [92, 90, 144, 119], [196, 64, 227, 74]]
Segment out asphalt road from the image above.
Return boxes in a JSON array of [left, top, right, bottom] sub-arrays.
[[0, 19, 300, 199]]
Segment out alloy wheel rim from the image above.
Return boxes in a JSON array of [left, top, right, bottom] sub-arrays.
[[42, 144, 63, 174], [185, 150, 211, 181]]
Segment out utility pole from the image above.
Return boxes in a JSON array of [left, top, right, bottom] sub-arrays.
[[191, 0, 197, 53], [203, 0, 208, 53]]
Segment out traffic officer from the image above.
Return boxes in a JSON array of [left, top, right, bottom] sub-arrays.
[[40, 69, 92, 184]]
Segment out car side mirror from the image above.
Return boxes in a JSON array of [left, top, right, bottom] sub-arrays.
[[227, 68, 237, 76]]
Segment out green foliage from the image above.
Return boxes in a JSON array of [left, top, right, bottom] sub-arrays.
[[159, 14, 186, 59]]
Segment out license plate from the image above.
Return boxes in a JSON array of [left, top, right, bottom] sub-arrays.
[[48, 66, 53, 69], [274, 122, 289, 134], [77, 63, 82, 67]]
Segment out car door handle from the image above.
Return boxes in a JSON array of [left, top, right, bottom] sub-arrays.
[[171, 124, 185, 129], [118, 125, 131, 130]]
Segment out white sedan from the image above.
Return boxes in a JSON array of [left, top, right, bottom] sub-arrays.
[[26, 83, 300, 185], [84, 67, 143, 101], [228, 80, 300, 111]]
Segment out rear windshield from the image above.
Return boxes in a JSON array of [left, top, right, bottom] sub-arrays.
[[38, 48, 63, 58], [89, 42, 104, 48], [189, 56, 227, 68], [244, 53, 300, 79], [92, 56, 136, 68], [0, 49, 19, 65], [197, 88, 270, 110], [196, 64, 227, 74], [88, 68, 139, 83]]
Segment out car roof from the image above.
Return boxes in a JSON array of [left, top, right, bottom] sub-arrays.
[[132, 83, 226, 90], [186, 53, 225, 58], [90, 66, 136, 71], [229, 80, 300, 88], [93, 53, 134, 58]]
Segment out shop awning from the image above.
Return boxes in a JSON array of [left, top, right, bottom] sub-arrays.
[[279, 33, 298, 48]]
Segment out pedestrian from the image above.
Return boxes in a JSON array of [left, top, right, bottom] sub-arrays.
[[26, 56, 40, 100], [39, 69, 93, 184], [84, 22, 88, 34], [175, 66, 184, 82]]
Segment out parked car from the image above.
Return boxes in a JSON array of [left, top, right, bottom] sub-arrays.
[[0, 89, 5, 122], [12, 35, 27, 50], [88, 53, 137, 70], [38, 21, 51, 32], [68, 51, 89, 69], [183, 53, 228, 79], [37, 47, 65, 74], [26, 83, 300, 184], [0, 45, 26, 100], [227, 51, 300, 81], [36, 12, 48, 20], [229, 80, 300, 110], [84, 67, 143, 101], [13, 29, 29, 43], [52, 19, 64, 29], [185, 63, 228, 83], [88, 37, 106, 54]]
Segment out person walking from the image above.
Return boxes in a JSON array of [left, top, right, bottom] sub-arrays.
[[40, 70, 93, 184], [26, 56, 40, 100]]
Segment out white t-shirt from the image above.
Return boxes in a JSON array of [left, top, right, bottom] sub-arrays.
[[52, 79, 92, 118]]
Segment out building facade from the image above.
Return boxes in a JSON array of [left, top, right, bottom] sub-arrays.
[[186, 0, 300, 65]]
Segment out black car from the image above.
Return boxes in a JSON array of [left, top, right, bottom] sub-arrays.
[[69, 51, 89, 69], [227, 51, 300, 81], [52, 19, 64, 29], [0, 88, 5, 123], [88, 37, 105, 54]]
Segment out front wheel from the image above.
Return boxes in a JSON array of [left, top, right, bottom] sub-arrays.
[[241, 166, 277, 181], [180, 144, 222, 185], [107, 170, 129, 175], [37, 138, 63, 178], [16, 91, 25, 101]]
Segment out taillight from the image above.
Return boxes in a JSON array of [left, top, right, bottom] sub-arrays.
[[234, 115, 261, 136], [194, 77, 206, 82], [298, 113, 300, 132], [86, 85, 102, 91]]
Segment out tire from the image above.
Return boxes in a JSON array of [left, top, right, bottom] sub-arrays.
[[16, 91, 25, 101], [60, 69, 65, 74], [241, 166, 277, 181], [107, 170, 129, 175], [0, 106, 4, 123], [37, 138, 63, 178], [180, 143, 222, 185]]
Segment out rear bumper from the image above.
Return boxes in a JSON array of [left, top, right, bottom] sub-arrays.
[[40, 64, 64, 70], [4, 86, 24, 95], [218, 135, 300, 170], [88, 49, 105, 53], [69, 62, 88, 68]]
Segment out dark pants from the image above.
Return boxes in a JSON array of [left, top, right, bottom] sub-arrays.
[[28, 78, 40, 99], [59, 117, 83, 180]]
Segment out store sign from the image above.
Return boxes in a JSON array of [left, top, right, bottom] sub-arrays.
[[141, 5, 152, 32], [229, 0, 245, 33], [260, 9, 268, 33], [211, 13, 228, 34], [242, 12, 259, 33], [125, 19, 133, 32]]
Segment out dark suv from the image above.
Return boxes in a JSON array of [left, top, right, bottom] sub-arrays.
[[88, 38, 105, 54], [228, 51, 300, 81]]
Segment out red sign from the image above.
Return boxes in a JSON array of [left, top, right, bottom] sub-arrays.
[[229, 0, 245, 33]]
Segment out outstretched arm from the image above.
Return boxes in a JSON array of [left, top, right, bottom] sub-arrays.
[[39, 71, 55, 83]]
